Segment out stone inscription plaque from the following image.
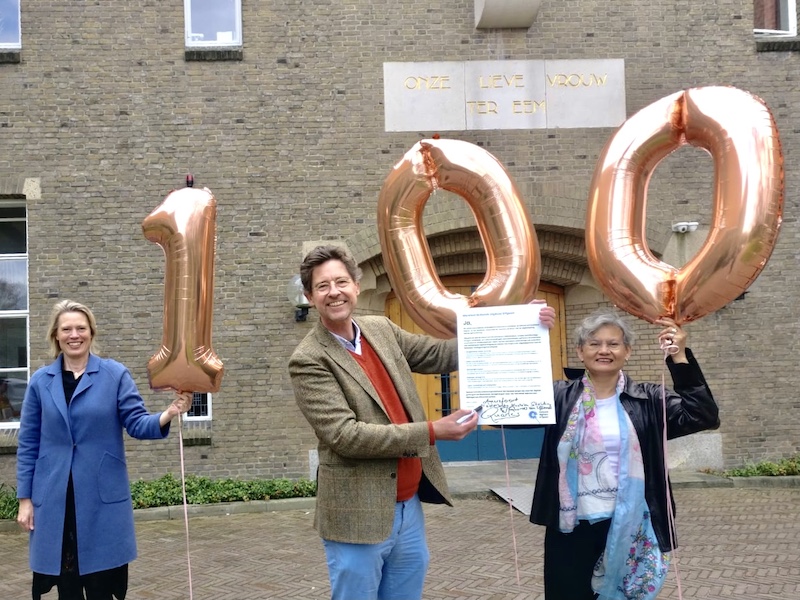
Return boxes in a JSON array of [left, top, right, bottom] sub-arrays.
[[384, 59, 626, 132]]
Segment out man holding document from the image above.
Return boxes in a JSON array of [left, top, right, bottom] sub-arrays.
[[289, 245, 555, 600]]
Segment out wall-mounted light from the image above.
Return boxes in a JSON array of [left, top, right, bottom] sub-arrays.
[[287, 274, 311, 322], [671, 221, 699, 233], [475, 0, 542, 29]]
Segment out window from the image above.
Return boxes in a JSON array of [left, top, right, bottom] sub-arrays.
[[184, 0, 242, 47], [754, 0, 797, 36], [185, 392, 212, 421], [0, 202, 28, 428], [0, 0, 22, 49]]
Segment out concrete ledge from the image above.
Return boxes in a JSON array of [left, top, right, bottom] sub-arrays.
[[0, 519, 21, 533], [133, 496, 316, 521], [1, 498, 317, 530], [670, 471, 733, 489], [728, 475, 800, 488]]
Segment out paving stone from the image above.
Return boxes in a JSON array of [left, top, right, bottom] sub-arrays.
[[1, 488, 798, 599]]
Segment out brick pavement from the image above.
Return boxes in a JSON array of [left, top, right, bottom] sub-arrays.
[[1, 488, 798, 599]]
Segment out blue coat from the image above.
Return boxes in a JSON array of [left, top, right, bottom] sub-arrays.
[[16, 353, 170, 575]]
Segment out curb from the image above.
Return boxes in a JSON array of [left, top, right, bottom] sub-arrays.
[[727, 475, 800, 488], [0, 497, 317, 533], [3, 476, 799, 532], [133, 496, 317, 522]]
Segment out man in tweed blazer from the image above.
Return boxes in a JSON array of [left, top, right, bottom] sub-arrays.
[[289, 245, 482, 600]]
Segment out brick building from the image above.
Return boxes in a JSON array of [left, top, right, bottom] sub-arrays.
[[1, 1, 798, 486]]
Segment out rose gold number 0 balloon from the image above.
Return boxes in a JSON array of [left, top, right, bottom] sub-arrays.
[[378, 139, 541, 338], [142, 186, 224, 392], [586, 86, 783, 324]]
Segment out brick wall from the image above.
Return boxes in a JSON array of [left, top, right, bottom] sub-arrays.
[[0, 0, 798, 486]]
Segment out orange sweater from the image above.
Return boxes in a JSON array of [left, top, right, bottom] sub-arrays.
[[351, 336, 422, 501]]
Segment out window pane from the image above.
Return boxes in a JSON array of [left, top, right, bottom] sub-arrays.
[[0, 219, 26, 254], [0, 258, 27, 310], [189, 0, 239, 44], [754, 0, 795, 32], [0, 316, 27, 368], [188, 392, 210, 418], [0, 0, 21, 46], [755, 0, 780, 29], [0, 374, 26, 421]]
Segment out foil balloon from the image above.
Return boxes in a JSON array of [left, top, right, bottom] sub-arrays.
[[378, 138, 541, 338], [142, 185, 224, 392], [586, 86, 784, 324]]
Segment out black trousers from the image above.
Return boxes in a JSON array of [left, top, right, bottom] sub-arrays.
[[543, 519, 611, 600], [32, 476, 128, 600]]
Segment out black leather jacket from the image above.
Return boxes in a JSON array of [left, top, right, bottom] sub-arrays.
[[529, 349, 720, 551]]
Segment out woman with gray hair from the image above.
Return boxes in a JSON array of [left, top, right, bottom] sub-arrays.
[[529, 309, 719, 600]]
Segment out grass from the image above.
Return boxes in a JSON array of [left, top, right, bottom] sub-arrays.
[[0, 475, 316, 520], [701, 454, 800, 478]]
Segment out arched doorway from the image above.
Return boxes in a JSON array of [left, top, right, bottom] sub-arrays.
[[386, 276, 567, 461]]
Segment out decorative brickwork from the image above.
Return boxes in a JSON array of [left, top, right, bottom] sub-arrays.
[[1, 1, 798, 485]]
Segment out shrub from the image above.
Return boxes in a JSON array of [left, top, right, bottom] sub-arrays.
[[130, 474, 317, 509], [0, 483, 19, 520], [703, 455, 800, 478], [1, 476, 317, 518]]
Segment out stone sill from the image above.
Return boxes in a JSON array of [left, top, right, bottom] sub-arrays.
[[0, 50, 21, 64], [185, 47, 243, 62], [182, 434, 212, 447], [756, 36, 800, 52]]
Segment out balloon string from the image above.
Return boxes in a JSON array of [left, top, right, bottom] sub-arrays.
[[177, 413, 194, 600], [660, 338, 680, 356], [499, 425, 521, 586], [661, 350, 683, 600]]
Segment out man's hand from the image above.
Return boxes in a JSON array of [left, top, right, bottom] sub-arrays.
[[530, 300, 556, 329], [431, 409, 478, 441]]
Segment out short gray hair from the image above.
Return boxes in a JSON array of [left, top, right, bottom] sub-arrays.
[[573, 309, 635, 348]]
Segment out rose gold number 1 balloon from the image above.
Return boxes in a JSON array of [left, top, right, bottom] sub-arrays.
[[142, 185, 224, 392], [586, 86, 783, 324]]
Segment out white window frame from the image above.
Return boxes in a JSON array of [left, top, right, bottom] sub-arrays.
[[184, 0, 242, 48], [0, 200, 29, 430], [184, 391, 213, 422], [754, 0, 797, 36], [0, 0, 22, 50]]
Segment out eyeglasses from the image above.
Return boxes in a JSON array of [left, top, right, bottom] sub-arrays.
[[312, 277, 353, 294], [585, 340, 624, 350]]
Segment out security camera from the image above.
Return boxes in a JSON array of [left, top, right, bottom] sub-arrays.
[[671, 221, 699, 233]]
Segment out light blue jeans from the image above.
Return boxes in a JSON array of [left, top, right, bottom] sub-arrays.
[[322, 494, 429, 600]]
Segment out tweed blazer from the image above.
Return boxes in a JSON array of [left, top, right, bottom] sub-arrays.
[[289, 316, 458, 543]]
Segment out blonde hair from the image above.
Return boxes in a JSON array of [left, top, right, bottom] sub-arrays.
[[47, 300, 101, 359]]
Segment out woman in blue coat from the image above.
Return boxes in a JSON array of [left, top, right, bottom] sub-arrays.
[[16, 300, 191, 600]]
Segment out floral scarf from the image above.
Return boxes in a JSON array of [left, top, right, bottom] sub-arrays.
[[557, 373, 671, 600]]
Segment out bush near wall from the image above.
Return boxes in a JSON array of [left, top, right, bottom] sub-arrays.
[[710, 455, 800, 478], [0, 476, 317, 520]]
